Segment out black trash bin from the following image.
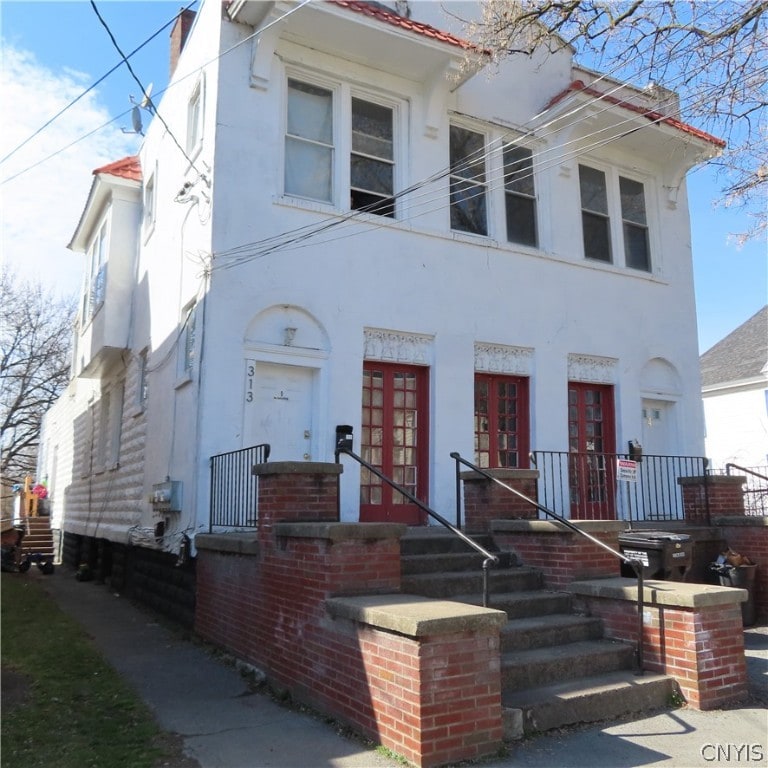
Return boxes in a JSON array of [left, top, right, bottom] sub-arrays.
[[619, 530, 692, 581], [712, 563, 757, 627]]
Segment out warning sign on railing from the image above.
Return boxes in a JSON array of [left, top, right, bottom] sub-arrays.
[[617, 458, 638, 483]]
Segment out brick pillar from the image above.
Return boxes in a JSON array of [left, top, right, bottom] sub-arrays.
[[679, 475, 746, 524], [461, 469, 539, 533], [253, 462, 341, 540]]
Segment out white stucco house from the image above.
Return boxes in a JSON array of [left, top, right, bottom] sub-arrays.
[[701, 305, 768, 471], [38, 0, 725, 578]]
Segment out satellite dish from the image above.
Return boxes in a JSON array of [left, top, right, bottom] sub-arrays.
[[131, 106, 143, 135], [139, 82, 154, 110]]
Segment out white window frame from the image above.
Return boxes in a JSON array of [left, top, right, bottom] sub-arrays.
[[177, 301, 198, 385], [143, 169, 156, 238], [186, 76, 204, 157], [81, 216, 110, 326], [578, 160, 655, 273], [449, 121, 489, 237], [282, 70, 404, 218], [501, 142, 538, 248]]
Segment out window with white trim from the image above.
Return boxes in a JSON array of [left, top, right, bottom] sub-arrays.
[[179, 302, 197, 378], [579, 163, 652, 272], [97, 381, 124, 469], [449, 124, 487, 236], [143, 172, 156, 232], [284, 75, 401, 217], [186, 78, 203, 154], [504, 145, 537, 247], [81, 219, 109, 323]]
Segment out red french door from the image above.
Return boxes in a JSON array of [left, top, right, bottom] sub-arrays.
[[568, 382, 616, 519], [474, 374, 530, 468], [360, 362, 429, 524]]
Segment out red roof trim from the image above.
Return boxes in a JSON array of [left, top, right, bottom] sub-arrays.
[[546, 81, 725, 148], [327, 0, 475, 51], [92, 155, 142, 182]]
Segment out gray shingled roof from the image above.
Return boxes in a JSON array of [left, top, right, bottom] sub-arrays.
[[700, 305, 768, 387]]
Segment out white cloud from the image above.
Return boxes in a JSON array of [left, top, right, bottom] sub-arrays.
[[0, 45, 140, 299]]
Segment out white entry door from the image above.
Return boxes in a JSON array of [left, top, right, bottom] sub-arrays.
[[244, 360, 315, 461]]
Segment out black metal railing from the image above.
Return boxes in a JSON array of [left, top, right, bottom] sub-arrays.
[[334, 426, 499, 607], [451, 451, 647, 674], [532, 451, 708, 524], [209, 443, 270, 530], [720, 464, 768, 516]]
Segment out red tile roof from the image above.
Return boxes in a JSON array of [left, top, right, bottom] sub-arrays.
[[546, 80, 726, 148], [93, 155, 142, 182], [328, 0, 475, 50]]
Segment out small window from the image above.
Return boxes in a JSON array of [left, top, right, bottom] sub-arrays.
[[285, 79, 334, 202], [504, 146, 537, 247], [450, 125, 487, 235], [579, 165, 611, 263], [143, 173, 156, 231], [620, 176, 650, 271], [138, 349, 149, 406], [182, 303, 197, 375], [350, 97, 395, 217], [81, 220, 108, 322], [186, 81, 202, 153]]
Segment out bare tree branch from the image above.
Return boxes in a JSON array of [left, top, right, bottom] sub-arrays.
[[463, 0, 767, 241], [0, 268, 75, 487]]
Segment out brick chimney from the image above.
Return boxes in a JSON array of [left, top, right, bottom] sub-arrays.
[[170, 8, 197, 77]]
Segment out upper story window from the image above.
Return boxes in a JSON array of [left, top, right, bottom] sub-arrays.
[[351, 97, 395, 217], [286, 79, 334, 203], [579, 163, 652, 272], [579, 165, 611, 263], [284, 75, 401, 218], [81, 220, 109, 322], [620, 176, 650, 271], [449, 125, 487, 236], [143, 171, 156, 234], [504, 145, 537, 248], [186, 79, 203, 155]]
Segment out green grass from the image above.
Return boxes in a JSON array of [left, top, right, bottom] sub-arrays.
[[1, 573, 170, 768]]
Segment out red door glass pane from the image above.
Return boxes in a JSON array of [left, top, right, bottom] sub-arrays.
[[475, 374, 529, 469], [568, 382, 616, 519], [361, 363, 428, 523]]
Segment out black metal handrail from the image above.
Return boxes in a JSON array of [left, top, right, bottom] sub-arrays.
[[451, 451, 647, 674], [209, 443, 271, 530], [334, 427, 499, 607]]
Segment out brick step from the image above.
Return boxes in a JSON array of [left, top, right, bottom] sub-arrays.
[[501, 639, 635, 690], [502, 670, 676, 738], [400, 528, 497, 556], [401, 550, 519, 575], [500, 614, 604, 652], [401, 566, 541, 599]]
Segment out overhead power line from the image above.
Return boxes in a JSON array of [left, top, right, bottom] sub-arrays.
[[0, 2, 197, 168]]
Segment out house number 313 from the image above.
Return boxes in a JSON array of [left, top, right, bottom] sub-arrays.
[[245, 363, 255, 403]]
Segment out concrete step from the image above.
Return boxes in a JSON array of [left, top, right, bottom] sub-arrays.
[[502, 639, 635, 690], [448, 589, 573, 618], [401, 551, 520, 575], [502, 670, 676, 738], [400, 528, 496, 556], [500, 614, 604, 652], [401, 565, 541, 599]]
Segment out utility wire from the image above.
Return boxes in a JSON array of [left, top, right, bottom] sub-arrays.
[[89, 0, 206, 180], [0, 1, 197, 168]]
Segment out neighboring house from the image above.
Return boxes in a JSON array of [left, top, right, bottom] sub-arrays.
[[701, 305, 768, 470], [39, 0, 724, 573]]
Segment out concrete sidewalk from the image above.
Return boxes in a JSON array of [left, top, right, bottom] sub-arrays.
[[36, 567, 767, 768]]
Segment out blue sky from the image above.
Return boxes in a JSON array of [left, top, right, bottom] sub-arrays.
[[1, 0, 765, 353]]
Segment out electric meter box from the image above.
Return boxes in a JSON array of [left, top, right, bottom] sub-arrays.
[[150, 480, 182, 513]]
